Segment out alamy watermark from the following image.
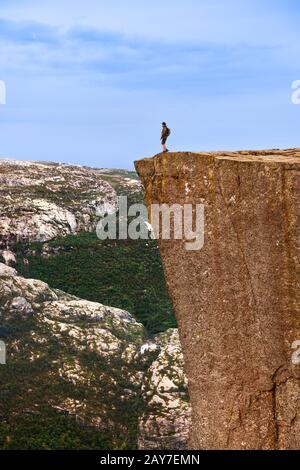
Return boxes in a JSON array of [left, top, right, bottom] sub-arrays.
[[291, 340, 300, 365], [0, 80, 6, 105], [96, 196, 205, 251], [0, 341, 6, 364], [291, 80, 300, 104]]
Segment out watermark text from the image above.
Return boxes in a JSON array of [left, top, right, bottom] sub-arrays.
[[0, 80, 6, 105], [96, 197, 205, 252], [291, 340, 300, 365], [291, 80, 300, 104], [0, 341, 6, 364]]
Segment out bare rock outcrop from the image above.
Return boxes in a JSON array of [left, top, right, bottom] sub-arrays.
[[135, 149, 300, 450], [0, 159, 142, 246], [138, 329, 191, 450]]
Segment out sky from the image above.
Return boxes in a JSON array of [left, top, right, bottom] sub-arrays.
[[0, 0, 300, 169]]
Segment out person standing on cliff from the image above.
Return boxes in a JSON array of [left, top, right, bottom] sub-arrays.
[[161, 122, 171, 153]]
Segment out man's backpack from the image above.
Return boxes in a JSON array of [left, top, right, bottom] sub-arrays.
[[166, 127, 171, 137]]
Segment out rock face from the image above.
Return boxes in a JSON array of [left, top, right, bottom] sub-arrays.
[[0, 159, 142, 246], [0, 263, 190, 449], [139, 329, 190, 450], [135, 149, 300, 450]]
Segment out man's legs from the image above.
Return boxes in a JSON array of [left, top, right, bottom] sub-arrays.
[[162, 141, 168, 152]]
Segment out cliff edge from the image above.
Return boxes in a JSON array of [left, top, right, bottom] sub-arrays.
[[135, 149, 300, 450]]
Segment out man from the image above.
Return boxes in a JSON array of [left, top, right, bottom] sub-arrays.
[[161, 122, 171, 153]]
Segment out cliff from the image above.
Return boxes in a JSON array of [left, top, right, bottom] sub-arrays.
[[135, 149, 300, 450]]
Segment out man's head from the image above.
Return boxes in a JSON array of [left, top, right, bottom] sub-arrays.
[[162, 122, 167, 127]]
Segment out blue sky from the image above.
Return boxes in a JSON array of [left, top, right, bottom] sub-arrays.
[[0, 0, 300, 169]]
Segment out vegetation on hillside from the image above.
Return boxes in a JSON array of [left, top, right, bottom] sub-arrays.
[[0, 168, 178, 449], [15, 233, 177, 335], [0, 306, 146, 450]]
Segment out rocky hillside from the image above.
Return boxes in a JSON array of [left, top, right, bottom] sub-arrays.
[[139, 329, 190, 450], [0, 263, 190, 449], [0, 158, 190, 450], [0, 159, 141, 246], [136, 149, 300, 450]]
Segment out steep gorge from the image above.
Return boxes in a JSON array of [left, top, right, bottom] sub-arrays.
[[135, 149, 300, 450], [0, 159, 190, 449]]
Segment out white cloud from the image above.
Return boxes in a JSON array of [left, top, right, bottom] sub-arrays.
[[1, 0, 300, 167], [1, 0, 299, 47]]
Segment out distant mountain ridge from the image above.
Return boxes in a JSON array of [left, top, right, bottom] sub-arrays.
[[0, 159, 142, 246]]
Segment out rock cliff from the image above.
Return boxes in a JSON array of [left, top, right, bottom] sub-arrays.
[[135, 149, 300, 450]]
